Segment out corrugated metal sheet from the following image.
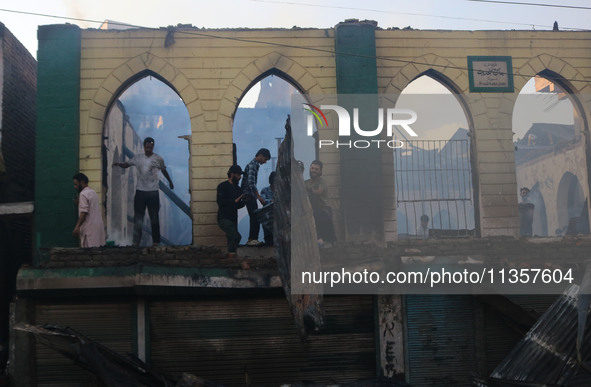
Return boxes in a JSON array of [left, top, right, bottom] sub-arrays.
[[150, 295, 375, 386], [483, 295, 557, 373], [490, 286, 591, 385], [405, 295, 476, 387], [34, 301, 134, 387]]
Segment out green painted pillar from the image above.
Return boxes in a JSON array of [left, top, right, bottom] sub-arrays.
[[334, 21, 384, 242], [35, 24, 81, 261]]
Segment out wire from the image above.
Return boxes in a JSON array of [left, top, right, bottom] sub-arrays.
[[248, 0, 589, 30], [1, 4, 587, 33], [0, 8, 139, 28], [249, 0, 565, 30], [0, 7, 587, 84], [467, 0, 591, 11]]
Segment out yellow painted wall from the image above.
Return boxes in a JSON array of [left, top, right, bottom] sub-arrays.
[[79, 27, 338, 246], [377, 29, 591, 238], [78, 26, 591, 245]]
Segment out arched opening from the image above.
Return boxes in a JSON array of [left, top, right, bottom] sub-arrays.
[[513, 72, 589, 236], [394, 74, 476, 239], [232, 71, 315, 244], [556, 172, 588, 235], [103, 73, 192, 246], [530, 183, 548, 236]]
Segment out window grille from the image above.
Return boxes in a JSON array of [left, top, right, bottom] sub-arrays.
[[394, 139, 475, 238]]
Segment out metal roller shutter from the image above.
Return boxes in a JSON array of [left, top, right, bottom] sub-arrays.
[[34, 301, 134, 387], [150, 294, 376, 386], [405, 295, 477, 387]]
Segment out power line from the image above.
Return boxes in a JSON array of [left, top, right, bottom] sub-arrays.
[[249, 0, 589, 30], [249, 0, 560, 30], [467, 0, 591, 10], [0, 7, 587, 84], [0, 8, 138, 28], [0, 5, 586, 32]]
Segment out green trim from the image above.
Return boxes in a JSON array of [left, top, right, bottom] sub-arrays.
[[34, 24, 82, 261], [18, 265, 233, 279], [141, 265, 230, 277], [334, 22, 378, 94], [467, 55, 514, 93], [16, 265, 281, 294], [334, 22, 384, 240], [19, 266, 137, 279]]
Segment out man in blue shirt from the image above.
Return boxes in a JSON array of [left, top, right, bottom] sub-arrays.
[[241, 148, 271, 246]]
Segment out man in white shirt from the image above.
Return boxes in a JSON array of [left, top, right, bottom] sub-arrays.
[[113, 137, 174, 246], [72, 172, 106, 247]]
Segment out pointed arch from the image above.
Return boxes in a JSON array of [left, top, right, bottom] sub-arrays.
[[85, 52, 203, 148], [514, 61, 589, 138], [515, 56, 591, 132], [219, 52, 326, 131], [102, 74, 193, 246], [513, 63, 591, 237], [388, 63, 481, 237], [515, 55, 591, 95], [235, 68, 306, 114], [229, 56, 326, 244], [385, 54, 469, 95], [385, 61, 475, 136]]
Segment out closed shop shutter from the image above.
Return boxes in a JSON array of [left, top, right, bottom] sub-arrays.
[[150, 294, 375, 386], [405, 295, 477, 387], [34, 301, 134, 387]]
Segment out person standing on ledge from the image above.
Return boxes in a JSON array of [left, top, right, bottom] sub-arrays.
[[260, 171, 276, 246], [72, 172, 106, 248], [305, 160, 337, 246], [217, 165, 246, 257], [113, 137, 173, 246], [241, 148, 271, 246]]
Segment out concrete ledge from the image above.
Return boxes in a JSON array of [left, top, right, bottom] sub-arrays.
[[17, 263, 282, 292], [23, 236, 591, 295], [41, 244, 276, 268]]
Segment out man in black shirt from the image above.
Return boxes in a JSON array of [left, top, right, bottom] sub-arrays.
[[217, 165, 246, 257]]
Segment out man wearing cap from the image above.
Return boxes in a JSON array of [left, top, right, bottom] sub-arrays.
[[113, 137, 173, 246], [217, 165, 246, 257]]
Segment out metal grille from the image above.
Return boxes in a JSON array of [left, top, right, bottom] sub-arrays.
[[405, 295, 477, 386], [149, 295, 375, 386], [34, 302, 134, 387], [395, 139, 475, 238]]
